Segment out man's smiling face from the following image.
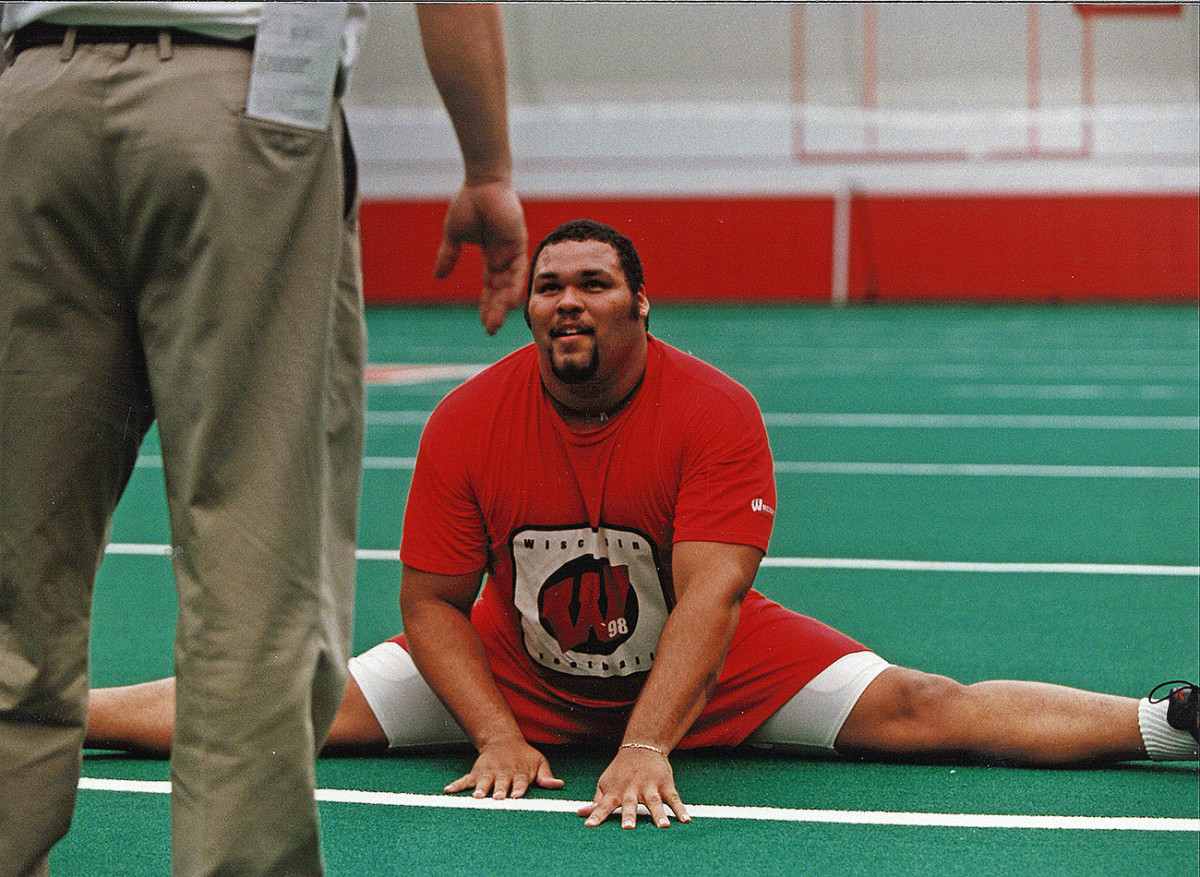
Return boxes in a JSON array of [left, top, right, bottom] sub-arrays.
[[527, 238, 649, 388]]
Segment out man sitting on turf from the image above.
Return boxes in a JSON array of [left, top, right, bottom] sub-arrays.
[[88, 219, 1198, 830]]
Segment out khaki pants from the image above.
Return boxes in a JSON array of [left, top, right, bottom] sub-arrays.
[[0, 36, 364, 876]]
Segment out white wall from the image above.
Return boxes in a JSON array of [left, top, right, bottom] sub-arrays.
[[343, 2, 1200, 197]]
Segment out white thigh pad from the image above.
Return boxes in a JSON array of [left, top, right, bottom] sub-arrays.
[[347, 642, 469, 749], [745, 651, 890, 754]]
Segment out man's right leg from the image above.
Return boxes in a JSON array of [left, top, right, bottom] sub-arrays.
[[87, 680, 178, 758], [87, 674, 392, 757], [87, 635, 465, 758]]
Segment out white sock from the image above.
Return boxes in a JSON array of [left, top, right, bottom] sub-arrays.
[[1137, 696, 1198, 761]]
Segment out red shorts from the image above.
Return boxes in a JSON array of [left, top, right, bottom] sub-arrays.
[[390, 590, 866, 748]]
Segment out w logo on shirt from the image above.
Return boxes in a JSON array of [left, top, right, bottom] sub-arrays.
[[538, 555, 639, 656], [511, 524, 668, 679]]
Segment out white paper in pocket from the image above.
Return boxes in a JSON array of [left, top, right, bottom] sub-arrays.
[[246, 2, 345, 131]]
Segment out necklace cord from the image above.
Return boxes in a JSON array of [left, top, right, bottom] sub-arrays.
[[545, 371, 645, 424]]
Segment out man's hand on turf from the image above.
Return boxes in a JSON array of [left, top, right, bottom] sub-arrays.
[[445, 736, 563, 800], [577, 746, 691, 829]]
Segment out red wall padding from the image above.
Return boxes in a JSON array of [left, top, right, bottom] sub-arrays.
[[360, 193, 1199, 305], [848, 193, 1200, 303]]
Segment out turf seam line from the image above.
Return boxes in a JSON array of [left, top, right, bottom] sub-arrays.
[[76, 778, 1199, 832], [355, 412, 1200, 430], [772, 462, 1200, 478], [759, 414, 1200, 430]]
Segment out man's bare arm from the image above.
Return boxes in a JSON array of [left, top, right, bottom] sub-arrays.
[[578, 540, 763, 829], [400, 563, 562, 798], [417, 3, 512, 184], [416, 3, 527, 334]]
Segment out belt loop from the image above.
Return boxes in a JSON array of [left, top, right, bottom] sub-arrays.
[[59, 26, 76, 62], [157, 28, 173, 61]]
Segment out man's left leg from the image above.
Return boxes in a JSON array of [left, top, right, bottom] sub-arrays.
[[835, 667, 1198, 764]]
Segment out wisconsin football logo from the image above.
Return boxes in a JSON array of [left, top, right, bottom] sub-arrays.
[[511, 524, 668, 678]]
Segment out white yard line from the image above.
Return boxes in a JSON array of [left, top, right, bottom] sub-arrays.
[[101, 544, 1200, 577], [756, 557, 1200, 577], [76, 778, 1198, 832]]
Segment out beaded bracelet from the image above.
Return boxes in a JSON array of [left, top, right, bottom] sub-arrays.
[[619, 742, 667, 757]]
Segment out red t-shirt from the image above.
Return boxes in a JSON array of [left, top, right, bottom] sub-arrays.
[[400, 337, 863, 746]]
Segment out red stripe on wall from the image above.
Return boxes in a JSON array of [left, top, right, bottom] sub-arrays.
[[360, 194, 1199, 305], [848, 193, 1199, 303], [1074, 4, 1184, 17], [360, 197, 835, 304]]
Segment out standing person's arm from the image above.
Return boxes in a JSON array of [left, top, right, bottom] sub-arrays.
[[577, 540, 763, 829], [400, 564, 564, 798], [416, 3, 527, 334]]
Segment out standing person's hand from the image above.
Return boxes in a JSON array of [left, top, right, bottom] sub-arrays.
[[417, 2, 526, 335], [435, 179, 528, 335]]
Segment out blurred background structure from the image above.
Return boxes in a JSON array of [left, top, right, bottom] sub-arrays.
[[343, 2, 1199, 305]]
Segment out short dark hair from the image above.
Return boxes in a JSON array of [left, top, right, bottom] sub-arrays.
[[526, 219, 645, 298]]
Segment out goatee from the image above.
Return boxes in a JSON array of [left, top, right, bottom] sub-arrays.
[[551, 345, 601, 384]]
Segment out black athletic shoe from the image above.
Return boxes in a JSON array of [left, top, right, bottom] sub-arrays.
[[1149, 681, 1198, 743]]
